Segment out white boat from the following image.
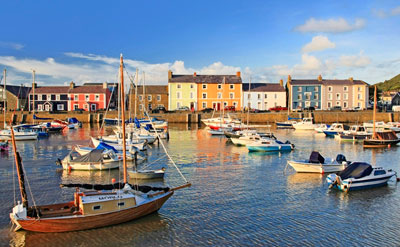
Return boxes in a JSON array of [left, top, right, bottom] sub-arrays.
[[231, 135, 261, 146], [0, 128, 38, 141], [202, 113, 241, 126], [323, 123, 349, 137], [327, 162, 396, 192], [287, 151, 349, 173], [91, 137, 147, 151], [335, 125, 372, 142], [128, 168, 165, 179], [74, 145, 139, 162], [113, 130, 156, 144], [314, 124, 329, 133], [247, 138, 294, 152], [59, 149, 121, 171], [292, 118, 316, 130]]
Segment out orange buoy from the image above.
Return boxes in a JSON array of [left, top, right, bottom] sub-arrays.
[[68, 165, 72, 173], [388, 144, 391, 148], [111, 178, 116, 183]]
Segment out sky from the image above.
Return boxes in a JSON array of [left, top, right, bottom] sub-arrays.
[[0, 0, 400, 87]]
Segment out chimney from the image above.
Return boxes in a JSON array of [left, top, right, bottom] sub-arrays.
[[279, 79, 283, 87], [168, 70, 173, 80], [193, 72, 197, 77], [287, 75, 292, 83], [103, 81, 107, 89], [318, 75, 322, 81], [349, 77, 353, 82], [70, 81, 75, 89], [236, 71, 241, 77]]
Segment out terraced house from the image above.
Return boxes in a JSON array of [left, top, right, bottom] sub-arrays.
[[242, 81, 286, 111], [288, 75, 369, 110], [168, 70, 242, 111]]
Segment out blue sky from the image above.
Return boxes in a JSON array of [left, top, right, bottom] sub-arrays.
[[0, 0, 400, 86]]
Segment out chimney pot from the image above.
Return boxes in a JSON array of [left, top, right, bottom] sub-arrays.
[[194, 72, 197, 77], [279, 79, 283, 87], [349, 77, 353, 82], [287, 75, 292, 83], [236, 71, 241, 77], [318, 75, 322, 81], [168, 70, 173, 80], [70, 81, 75, 89]]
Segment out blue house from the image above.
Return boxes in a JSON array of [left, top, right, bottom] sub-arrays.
[[287, 75, 322, 110]]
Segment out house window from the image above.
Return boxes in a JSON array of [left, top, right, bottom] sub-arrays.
[[139, 95, 143, 101], [257, 94, 261, 100], [297, 87, 302, 92], [93, 205, 101, 210], [358, 87, 362, 92], [177, 84, 181, 89], [229, 84, 234, 90], [344, 93, 348, 100], [229, 93, 234, 99], [297, 94, 302, 100], [264, 94, 267, 99], [328, 102, 332, 108], [202, 102, 207, 108], [258, 102, 261, 109], [85, 94, 89, 101], [47, 94, 51, 101], [74, 95, 78, 101], [274, 94, 277, 99], [336, 101, 340, 106], [264, 102, 268, 109], [314, 87, 318, 92], [95, 94, 100, 101], [57, 104, 64, 111], [217, 92, 222, 99], [344, 102, 348, 108], [84, 104, 89, 109], [336, 93, 340, 100], [344, 86, 348, 91], [148, 103, 152, 110], [328, 93, 332, 100], [190, 84, 194, 89], [315, 102, 319, 108], [202, 93, 207, 99], [233, 102, 238, 108], [74, 104, 78, 110], [358, 102, 361, 107], [139, 104, 143, 110], [176, 102, 181, 108], [328, 86, 332, 92], [147, 95, 152, 101], [190, 92, 194, 99], [56, 95, 60, 101], [223, 102, 228, 107], [38, 94, 42, 101], [45, 104, 50, 111], [305, 94, 311, 100], [358, 93, 362, 100], [118, 202, 125, 207], [157, 95, 161, 101], [38, 105, 43, 111], [314, 94, 318, 100], [218, 84, 222, 90], [177, 92, 181, 99], [247, 94, 251, 99], [202, 84, 207, 89]]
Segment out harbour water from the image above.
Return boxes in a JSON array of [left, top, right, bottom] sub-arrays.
[[1, 124, 400, 246]]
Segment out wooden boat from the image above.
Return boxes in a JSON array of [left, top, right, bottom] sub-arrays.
[[326, 162, 396, 192], [128, 168, 165, 179], [363, 86, 400, 148], [287, 151, 349, 173], [9, 54, 191, 232]]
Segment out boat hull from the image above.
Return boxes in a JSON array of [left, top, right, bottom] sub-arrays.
[[363, 139, 400, 148], [247, 145, 292, 152], [329, 175, 394, 191], [128, 170, 165, 179], [287, 161, 346, 173], [11, 192, 173, 232]]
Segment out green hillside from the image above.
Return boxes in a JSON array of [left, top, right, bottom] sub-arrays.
[[375, 74, 400, 91]]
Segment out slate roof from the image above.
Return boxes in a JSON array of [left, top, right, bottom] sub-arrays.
[[0, 85, 31, 98], [169, 74, 242, 84], [133, 85, 168, 94], [69, 86, 109, 94], [290, 79, 368, 86], [242, 83, 285, 92], [28, 85, 109, 94]]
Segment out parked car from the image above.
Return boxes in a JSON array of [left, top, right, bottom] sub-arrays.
[[176, 106, 190, 111], [329, 106, 342, 111], [201, 108, 214, 113], [151, 106, 166, 113], [292, 107, 303, 112], [269, 106, 288, 112], [224, 106, 236, 111]]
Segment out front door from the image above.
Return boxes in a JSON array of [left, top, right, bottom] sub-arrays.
[[91, 104, 96, 111], [45, 104, 50, 111]]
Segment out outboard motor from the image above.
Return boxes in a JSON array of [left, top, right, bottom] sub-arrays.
[[336, 154, 346, 163]]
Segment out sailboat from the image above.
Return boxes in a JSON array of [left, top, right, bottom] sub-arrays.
[[9, 54, 191, 233], [363, 85, 400, 148]]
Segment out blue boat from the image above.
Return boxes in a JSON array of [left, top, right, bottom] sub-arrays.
[[323, 123, 349, 137], [247, 139, 294, 152]]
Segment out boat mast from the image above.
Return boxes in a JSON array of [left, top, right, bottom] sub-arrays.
[[120, 54, 127, 183], [221, 77, 225, 125], [11, 128, 29, 207], [143, 71, 145, 117], [134, 68, 138, 119], [3, 69, 6, 129], [32, 70, 35, 124], [373, 85, 377, 139], [247, 77, 251, 128]]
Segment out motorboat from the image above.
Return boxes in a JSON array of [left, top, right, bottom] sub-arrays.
[[323, 123, 349, 137], [326, 162, 396, 191], [231, 134, 262, 146], [314, 124, 329, 133], [0, 127, 38, 141], [91, 137, 147, 152], [276, 121, 296, 129], [246, 138, 294, 152], [292, 118, 316, 130], [201, 113, 241, 126], [128, 168, 165, 179], [287, 151, 349, 173], [58, 149, 121, 171], [335, 125, 372, 142]]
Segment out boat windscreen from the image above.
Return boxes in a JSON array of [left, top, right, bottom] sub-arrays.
[[338, 162, 372, 179]]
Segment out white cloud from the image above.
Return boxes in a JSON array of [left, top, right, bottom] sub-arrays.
[[372, 6, 400, 18], [295, 17, 366, 33], [391, 6, 400, 15], [339, 51, 371, 68], [0, 41, 24, 50], [0, 53, 242, 86], [302, 35, 336, 53]]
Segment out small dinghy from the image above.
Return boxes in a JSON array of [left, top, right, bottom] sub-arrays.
[[129, 168, 166, 179], [326, 162, 396, 192], [287, 151, 349, 173]]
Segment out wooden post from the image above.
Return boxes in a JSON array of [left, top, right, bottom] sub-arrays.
[[120, 54, 127, 184], [11, 129, 29, 208]]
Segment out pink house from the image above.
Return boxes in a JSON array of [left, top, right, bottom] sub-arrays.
[[68, 82, 111, 111]]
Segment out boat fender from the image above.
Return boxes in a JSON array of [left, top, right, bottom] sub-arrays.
[[335, 176, 341, 185]]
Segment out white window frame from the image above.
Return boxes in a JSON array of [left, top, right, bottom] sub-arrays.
[[297, 94, 302, 100], [328, 93, 332, 100], [57, 104, 64, 111], [84, 104, 89, 109], [91, 104, 96, 111], [202, 93, 207, 99], [45, 104, 50, 111], [177, 84, 181, 89], [38, 105, 43, 111], [177, 92, 181, 99], [74, 104, 79, 110], [229, 93, 234, 99], [157, 95, 161, 101], [336, 101, 341, 106], [328, 102, 332, 108], [257, 94, 261, 100], [56, 94, 60, 101], [264, 94, 267, 99], [147, 95, 152, 101], [202, 102, 207, 108], [247, 94, 251, 99], [229, 84, 234, 90], [297, 87, 302, 92], [344, 101, 348, 108], [139, 95, 143, 101], [95, 94, 100, 101], [190, 92, 194, 99], [47, 94, 51, 101], [202, 84, 207, 89], [328, 86, 332, 92], [190, 84, 194, 89], [343, 86, 348, 92], [314, 87, 318, 92], [217, 92, 222, 99], [358, 93, 362, 100], [139, 104, 143, 110], [218, 84, 222, 90], [344, 93, 348, 100], [336, 93, 341, 100], [38, 94, 42, 101], [85, 94, 90, 101], [74, 94, 78, 101]]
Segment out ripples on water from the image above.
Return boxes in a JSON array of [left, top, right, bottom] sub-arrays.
[[1, 124, 400, 246]]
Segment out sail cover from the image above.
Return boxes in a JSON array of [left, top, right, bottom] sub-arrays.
[[338, 162, 373, 179], [71, 149, 105, 163], [96, 142, 118, 153], [309, 151, 325, 164]]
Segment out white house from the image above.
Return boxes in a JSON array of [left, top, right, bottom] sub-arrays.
[[242, 82, 286, 110]]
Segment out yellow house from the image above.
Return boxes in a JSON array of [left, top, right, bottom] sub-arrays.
[[168, 70, 197, 110]]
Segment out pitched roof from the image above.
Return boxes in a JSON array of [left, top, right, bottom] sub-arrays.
[[29, 85, 109, 94], [69, 85, 109, 94], [290, 79, 368, 86], [30, 86, 70, 94], [1, 85, 31, 98], [169, 74, 242, 84], [242, 83, 285, 92], [133, 85, 168, 94]]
